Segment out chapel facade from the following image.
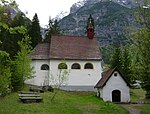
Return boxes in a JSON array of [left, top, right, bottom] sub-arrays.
[[27, 15, 102, 91]]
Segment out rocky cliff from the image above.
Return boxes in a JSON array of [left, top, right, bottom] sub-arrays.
[[59, 1, 135, 46]]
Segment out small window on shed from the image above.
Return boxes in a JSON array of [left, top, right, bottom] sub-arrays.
[[41, 64, 49, 70], [71, 63, 81, 69], [114, 73, 117, 77], [84, 63, 93, 69], [58, 63, 68, 69]]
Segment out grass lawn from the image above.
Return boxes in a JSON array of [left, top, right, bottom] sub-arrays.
[[0, 89, 128, 114], [134, 104, 150, 114], [130, 88, 150, 114], [130, 88, 146, 102]]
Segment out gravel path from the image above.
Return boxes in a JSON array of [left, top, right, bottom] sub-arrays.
[[119, 104, 142, 114]]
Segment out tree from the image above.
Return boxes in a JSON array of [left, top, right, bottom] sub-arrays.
[[44, 17, 60, 43], [28, 13, 42, 48], [0, 1, 29, 59], [0, 25, 28, 59], [110, 43, 123, 71], [131, 0, 150, 98], [122, 46, 132, 83], [0, 50, 11, 96], [11, 35, 34, 91], [50, 61, 70, 102], [0, 0, 34, 92], [11, 11, 31, 28], [101, 46, 113, 65], [110, 43, 133, 83]]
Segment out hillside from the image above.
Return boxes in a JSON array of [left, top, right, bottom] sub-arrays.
[[59, 1, 134, 46]]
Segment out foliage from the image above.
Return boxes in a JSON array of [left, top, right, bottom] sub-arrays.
[[28, 13, 42, 48], [110, 43, 123, 70], [130, 88, 146, 102], [44, 17, 60, 42], [0, 2, 30, 59], [0, 24, 28, 59], [121, 46, 132, 83], [130, 88, 150, 114], [11, 35, 34, 91], [58, 62, 68, 69], [0, 51, 11, 96], [131, 0, 150, 98], [47, 86, 54, 92], [11, 11, 31, 28], [101, 46, 113, 64], [0, 0, 34, 92], [50, 61, 70, 101], [110, 43, 132, 83]]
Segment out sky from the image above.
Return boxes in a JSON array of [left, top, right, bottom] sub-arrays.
[[15, 0, 80, 27]]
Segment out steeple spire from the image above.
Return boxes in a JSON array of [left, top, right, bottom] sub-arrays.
[[87, 14, 95, 39]]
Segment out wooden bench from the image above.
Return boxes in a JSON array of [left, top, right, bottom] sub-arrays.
[[29, 86, 45, 93], [19, 91, 39, 94], [18, 92, 43, 103], [18, 93, 40, 97], [19, 97, 43, 103]]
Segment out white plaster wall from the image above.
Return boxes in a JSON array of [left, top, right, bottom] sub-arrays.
[[101, 71, 130, 102], [26, 60, 50, 86], [50, 60, 102, 87], [26, 59, 102, 91]]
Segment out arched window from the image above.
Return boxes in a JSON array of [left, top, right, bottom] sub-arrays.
[[41, 64, 49, 70], [71, 63, 81, 69], [58, 63, 67, 69], [84, 63, 93, 69]]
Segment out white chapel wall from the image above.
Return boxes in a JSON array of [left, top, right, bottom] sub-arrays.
[[26, 60, 50, 86], [50, 59, 102, 87], [102, 71, 130, 102], [26, 59, 102, 91]]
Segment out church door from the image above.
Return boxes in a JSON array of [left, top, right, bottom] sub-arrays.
[[112, 90, 121, 102]]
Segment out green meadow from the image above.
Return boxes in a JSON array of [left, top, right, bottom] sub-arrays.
[[0, 89, 128, 114]]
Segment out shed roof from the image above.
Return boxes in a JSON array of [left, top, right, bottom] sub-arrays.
[[94, 67, 130, 88]]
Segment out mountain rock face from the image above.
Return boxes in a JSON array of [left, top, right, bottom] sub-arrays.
[[70, 0, 143, 14], [59, 1, 135, 46]]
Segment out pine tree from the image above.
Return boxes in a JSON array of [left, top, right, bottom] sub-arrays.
[[44, 18, 60, 43], [28, 13, 42, 48], [110, 43, 123, 71], [131, 0, 150, 98], [11, 35, 34, 91], [122, 46, 132, 83]]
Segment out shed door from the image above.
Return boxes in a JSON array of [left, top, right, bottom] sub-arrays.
[[112, 90, 121, 102]]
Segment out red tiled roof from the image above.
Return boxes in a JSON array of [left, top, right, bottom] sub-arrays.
[[94, 67, 130, 88], [30, 43, 50, 59], [30, 35, 101, 60], [50, 35, 101, 60]]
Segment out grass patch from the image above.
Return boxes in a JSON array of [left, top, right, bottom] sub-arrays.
[[130, 88, 150, 114], [0, 89, 128, 114], [130, 88, 146, 102], [134, 104, 150, 114]]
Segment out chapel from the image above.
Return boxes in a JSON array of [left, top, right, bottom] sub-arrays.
[[27, 15, 102, 91]]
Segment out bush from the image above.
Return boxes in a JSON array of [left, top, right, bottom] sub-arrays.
[[48, 86, 54, 92]]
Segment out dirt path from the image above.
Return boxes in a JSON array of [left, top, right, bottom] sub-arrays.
[[119, 104, 142, 114]]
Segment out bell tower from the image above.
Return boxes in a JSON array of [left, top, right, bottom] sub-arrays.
[[87, 15, 95, 39]]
